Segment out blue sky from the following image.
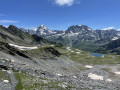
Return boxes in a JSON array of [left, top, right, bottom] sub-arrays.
[[0, 0, 120, 30]]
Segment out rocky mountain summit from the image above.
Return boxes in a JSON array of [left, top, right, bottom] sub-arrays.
[[65, 25, 92, 33]]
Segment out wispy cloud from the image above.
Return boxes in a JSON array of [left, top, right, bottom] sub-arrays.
[[0, 14, 7, 16], [54, 0, 75, 6], [0, 20, 18, 23]]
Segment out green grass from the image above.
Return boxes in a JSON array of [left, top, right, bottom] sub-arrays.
[[0, 69, 11, 83], [101, 68, 111, 72], [23, 44, 120, 65], [14, 72, 23, 90], [70, 53, 120, 64], [72, 41, 98, 52], [54, 46, 120, 65], [14, 71, 74, 90]]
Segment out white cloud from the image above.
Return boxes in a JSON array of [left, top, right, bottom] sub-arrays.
[[0, 20, 18, 23], [117, 29, 120, 31], [102, 27, 115, 30], [54, 0, 74, 6]]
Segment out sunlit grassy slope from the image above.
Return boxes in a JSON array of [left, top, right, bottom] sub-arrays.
[[14, 72, 73, 90], [53, 46, 120, 65], [24, 44, 120, 65]]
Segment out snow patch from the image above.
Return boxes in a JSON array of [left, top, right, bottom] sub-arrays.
[[68, 33, 79, 36], [58, 83, 67, 89], [7, 70, 13, 74], [106, 79, 112, 82], [67, 47, 70, 49], [67, 47, 71, 51], [10, 59, 15, 63], [88, 73, 104, 80], [9, 44, 38, 50], [73, 75, 77, 79], [88, 28, 92, 30], [112, 37, 118, 40], [85, 65, 93, 69], [57, 73, 62, 76], [50, 45, 54, 47], [76, 52, 80, 54], [2, 69, 6, 72], [114, 72, 120, 75], [3, 80, 9, 83]]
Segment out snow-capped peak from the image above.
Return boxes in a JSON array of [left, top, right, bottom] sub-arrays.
[[33, 28, 38, 31], [34, 25, 49, 31], [40, 25, 48, 30], [33, 25, 55, 35]]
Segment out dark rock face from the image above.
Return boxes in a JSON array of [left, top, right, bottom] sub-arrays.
[[7, 25, 24, 39], [0, 32, 14, 41], [32, 34, 45, 43], [95, 38, 120, 54], [44, 47, 61, 57], [0, 41, 29, 58], [0, 65, 13, 70]]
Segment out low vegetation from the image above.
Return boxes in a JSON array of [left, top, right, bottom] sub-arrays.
[[54, 46, 120, 65], [0, 69, 11, 83], [14, 72, 73, 90]]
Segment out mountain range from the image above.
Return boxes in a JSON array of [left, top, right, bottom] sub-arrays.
[[21, 25, 120, 52]]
